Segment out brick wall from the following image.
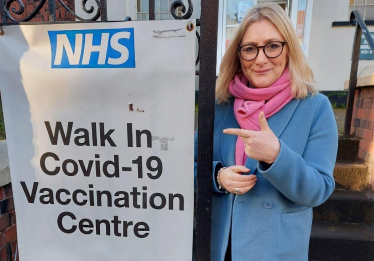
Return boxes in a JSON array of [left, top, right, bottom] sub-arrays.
[[351, 87, 374, 188], [1, 0, 75, 22], [0, 183, 17, 261]]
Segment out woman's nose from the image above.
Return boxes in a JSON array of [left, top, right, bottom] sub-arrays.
[[255, 48, 268, 65]]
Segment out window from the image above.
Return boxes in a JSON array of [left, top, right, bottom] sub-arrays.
[[219, 0, 290, 64], [136, 0, 183, 20], [349, 0, 374, 20]]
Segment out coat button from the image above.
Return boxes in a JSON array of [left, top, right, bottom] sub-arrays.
[[263, 201, 273, 209]]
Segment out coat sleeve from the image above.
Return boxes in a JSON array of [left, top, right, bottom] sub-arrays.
[[194, 131, 225, 194], [257, 96, 338, 207]]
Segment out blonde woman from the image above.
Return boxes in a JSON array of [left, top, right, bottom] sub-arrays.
[[194, 3, 338, 261]]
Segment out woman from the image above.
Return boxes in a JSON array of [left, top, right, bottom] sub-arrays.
[[194, 3, 338, 261]]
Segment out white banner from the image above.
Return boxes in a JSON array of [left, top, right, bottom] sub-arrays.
[[0, 20, 195, 261]]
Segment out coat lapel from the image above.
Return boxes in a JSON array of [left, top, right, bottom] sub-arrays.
[[220, 100, 239, 168], [220, 98, 301, 172]]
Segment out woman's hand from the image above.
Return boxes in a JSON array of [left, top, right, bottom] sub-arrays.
[[223, 112, 280, 164], [219, 166, 257, 194]]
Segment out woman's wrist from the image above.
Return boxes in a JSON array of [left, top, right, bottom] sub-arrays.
[[217, 167, 228, 193]]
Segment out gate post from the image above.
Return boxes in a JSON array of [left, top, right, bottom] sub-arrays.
[[196, 0, 219, 260]]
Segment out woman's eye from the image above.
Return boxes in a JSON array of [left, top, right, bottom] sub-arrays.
[[267, 43, 281, 50], [243, 46, 257, 53]]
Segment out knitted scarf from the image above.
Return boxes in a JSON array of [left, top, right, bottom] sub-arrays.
[[228, 68, 294, 165]]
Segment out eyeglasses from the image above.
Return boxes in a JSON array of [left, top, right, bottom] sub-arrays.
[[238, 41, 287, 61]]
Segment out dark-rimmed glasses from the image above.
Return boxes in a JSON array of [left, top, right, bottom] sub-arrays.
[[238, 41, 287, 61]]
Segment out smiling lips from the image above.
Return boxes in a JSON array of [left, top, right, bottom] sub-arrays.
[[253, 69, 271, 74]]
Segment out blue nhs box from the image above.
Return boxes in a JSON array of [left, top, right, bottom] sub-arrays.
[[48, 28, 135, 68]]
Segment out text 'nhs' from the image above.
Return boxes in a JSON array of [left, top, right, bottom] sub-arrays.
[[48, 28, 135, 68]]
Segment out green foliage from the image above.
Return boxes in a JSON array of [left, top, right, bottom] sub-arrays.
[[331, 102, 346, 109], [326, 91, 348, 98]]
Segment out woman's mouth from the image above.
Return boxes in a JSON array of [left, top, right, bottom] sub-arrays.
[[253, 69, 271, 74]]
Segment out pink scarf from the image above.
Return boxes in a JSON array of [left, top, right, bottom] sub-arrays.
[[228, 68, 294, 165]]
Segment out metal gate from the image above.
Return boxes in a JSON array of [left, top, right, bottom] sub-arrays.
[[0, 1, 217, 260]]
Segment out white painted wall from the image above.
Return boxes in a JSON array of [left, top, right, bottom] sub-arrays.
[[308, 0, 374, 91]]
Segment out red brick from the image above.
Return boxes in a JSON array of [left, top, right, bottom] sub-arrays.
[[363, 99, 373, 109], [356, 128, 364, 138], [360, 139, 374, 153], [361, 88, 370, 99], [0, 245, 6, 261], [369, 88, 374, 98], [355, 89, 360, 99], [0, 188, 4, 202], [0, 214, 10, 232], [4, 226, 16, 244], [3, 185, 12, 199], [351, 126, 355, 136], [358, 108, 365, 118], [359, 139, 370, 151], [10, 240, 16, 258], [363, 129, 373, 141], [358, 148, 364, 158], [9, 211, 16, 226]]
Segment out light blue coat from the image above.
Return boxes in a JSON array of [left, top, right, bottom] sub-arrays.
[[194, 93, 338, 261]]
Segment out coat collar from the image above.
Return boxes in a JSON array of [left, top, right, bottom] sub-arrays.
[[220, 98, 301, 171]]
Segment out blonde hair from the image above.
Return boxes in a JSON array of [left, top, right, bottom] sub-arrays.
[[216, 3, 316, 103]]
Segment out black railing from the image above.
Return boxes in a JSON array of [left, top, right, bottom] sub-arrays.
[[344, 10, 374, 137], [0, 1, 217, 260]]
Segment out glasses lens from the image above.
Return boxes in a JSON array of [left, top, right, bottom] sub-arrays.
[[264, 42, 283, 58], [240, 45, 257, 60]]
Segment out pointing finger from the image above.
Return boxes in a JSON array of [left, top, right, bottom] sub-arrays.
[[259, 111, 270, 131], [223, 128, 251, 138]]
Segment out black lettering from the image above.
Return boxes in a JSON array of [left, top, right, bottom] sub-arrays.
[[45, 121, 73, 145], [169, 194, 184, 210], [127, 123, 133, 147], [103, 155, 119, 178], [100, 123, 116, 147], [78, 160, 93, 177], [57, 211, 76, 234], [142, 186, 147, 209], [136, 129, 152, 148], [122, 221, 133, 237], [56, 189, 71, 205], [89, 184, 94, 206], [40, 152, 60, 176], [130, 187, 141, 209], [20, 181, 38, 203], [111, 216, 121, 237], [150, 193, 166, 210], [72, 189, 88, 206], [62, 159, 78, 176], [92, 122, 97, 146], [134, 222, 150, 238], [95, 219, 110, 236], [97, 190, 112, 207], [79, 218, 94, 235], [114, 191, 129, 208], [40, 188, 54, 204], [74, 128, 90, 146]]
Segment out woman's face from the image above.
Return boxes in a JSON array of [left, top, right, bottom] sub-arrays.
[[239, 19, 288, 88]]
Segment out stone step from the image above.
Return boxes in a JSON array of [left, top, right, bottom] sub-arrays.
[[337, 137, 359, 162], [309, 221, 374, 261], [313, 190, 374, 223], [333, 162, 369, 191]]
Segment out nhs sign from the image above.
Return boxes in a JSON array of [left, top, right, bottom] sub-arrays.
[[48, 28, 135, 68]]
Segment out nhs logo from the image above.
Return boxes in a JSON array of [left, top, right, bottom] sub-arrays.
[[48, 28, 135, 68]]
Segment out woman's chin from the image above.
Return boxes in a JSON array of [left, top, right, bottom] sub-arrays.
[[250, 81, 271, 88]]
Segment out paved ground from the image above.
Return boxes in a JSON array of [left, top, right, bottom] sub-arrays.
[[334, 108, 345, 135]]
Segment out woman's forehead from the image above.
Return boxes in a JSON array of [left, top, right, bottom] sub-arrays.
[[241, 20, 284, 45]]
